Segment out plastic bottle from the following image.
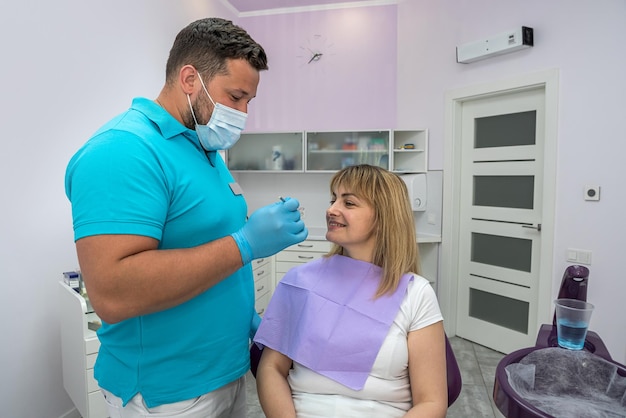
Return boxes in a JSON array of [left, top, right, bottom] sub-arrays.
[[272, 145, 284, 170]]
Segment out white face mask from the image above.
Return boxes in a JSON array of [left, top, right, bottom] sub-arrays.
[[187, 72, 247, 151]]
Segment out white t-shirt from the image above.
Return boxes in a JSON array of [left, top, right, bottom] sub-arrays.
[[287, 274, 443, 417]]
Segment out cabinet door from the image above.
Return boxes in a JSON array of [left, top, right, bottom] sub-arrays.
[[226, 132, 304, 172], [305, 131, 390, 172]]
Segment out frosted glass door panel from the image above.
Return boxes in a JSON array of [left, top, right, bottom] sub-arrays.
[[471, 232, 532, 273], [306, 131, 389, 172], [227, 132, 303, 171], [474, 111, 536, 148], [469, 288, 529, 334], [473, 175, 535, 209]]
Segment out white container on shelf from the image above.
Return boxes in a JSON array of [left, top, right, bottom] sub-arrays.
[[271, 145, 284, 170]]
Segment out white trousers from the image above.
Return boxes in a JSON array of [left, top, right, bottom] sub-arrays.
[[293, 392, 406, 418], [101, 376, 247, 418]]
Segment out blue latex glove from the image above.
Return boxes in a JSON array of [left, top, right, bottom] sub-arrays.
[[231, 197, 308, 265]]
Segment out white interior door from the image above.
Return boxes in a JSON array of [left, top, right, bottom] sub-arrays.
[[456, 87, 547, 353]]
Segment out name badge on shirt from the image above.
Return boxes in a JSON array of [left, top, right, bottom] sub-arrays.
[[229, 182, 243, 196]]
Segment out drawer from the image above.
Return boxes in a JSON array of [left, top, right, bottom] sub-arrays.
[[86, 352, 97, 369], [285, 240, 332, 253], [276, 251, 325, 263], [85, 336, 100, 355], [252, 257, 270, 270], [254, 272, 271, 299], [255, 291, 271, 316], [253, 263, 272, 281], [87, 368, 99, 393]]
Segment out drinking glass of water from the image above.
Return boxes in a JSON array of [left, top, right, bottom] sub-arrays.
[[554, 298, 595, 350]]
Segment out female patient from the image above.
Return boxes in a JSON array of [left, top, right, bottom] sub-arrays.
[[253, 164, 447, 418]]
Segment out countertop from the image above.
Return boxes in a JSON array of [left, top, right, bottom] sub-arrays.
[[306, 226, 441, 243]]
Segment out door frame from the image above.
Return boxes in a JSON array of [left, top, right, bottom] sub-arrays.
[[439, 69, 559, 341]]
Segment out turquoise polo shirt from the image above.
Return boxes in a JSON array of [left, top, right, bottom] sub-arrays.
[[65, 97, 254, 407]]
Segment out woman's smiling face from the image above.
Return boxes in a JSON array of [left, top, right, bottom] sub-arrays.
[[326, 185, 376, 262]]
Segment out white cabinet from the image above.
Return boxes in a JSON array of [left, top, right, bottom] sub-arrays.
[[275, 240, 332, 285], [227, 130, 427, 174], [59, 281, 108, 418], [252, 257, 273, 316]]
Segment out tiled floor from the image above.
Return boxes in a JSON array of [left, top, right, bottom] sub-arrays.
[[446, 336, 506, 418], [245, 336, 507, 417]]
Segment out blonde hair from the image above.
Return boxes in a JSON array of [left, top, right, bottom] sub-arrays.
[[326, 164, 420, 297]]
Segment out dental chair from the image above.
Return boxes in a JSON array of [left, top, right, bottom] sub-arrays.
[[250, 334, 463, 407]]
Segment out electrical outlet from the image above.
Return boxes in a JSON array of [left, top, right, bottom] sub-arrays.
[[584, 185, 600, 201], [299, 207, 306, 219]]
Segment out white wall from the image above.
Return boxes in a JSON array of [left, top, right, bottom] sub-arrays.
[[397, 0, 626, 363], [0, 1, 233, 416]]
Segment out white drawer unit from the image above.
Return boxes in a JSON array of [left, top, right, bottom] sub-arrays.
[[275, 240, 332, 284], [59, 281, 108, 418], [252, 257, 273, 316]]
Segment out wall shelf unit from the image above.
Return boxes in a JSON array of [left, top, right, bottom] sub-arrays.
[[392, 130, 428, 173], [227, 129, 427, 174]]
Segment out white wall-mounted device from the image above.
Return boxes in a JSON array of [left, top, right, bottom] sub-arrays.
[[584, 185, 601, 201], [456, 26, 533, 64], [400, 174, 427, 211]]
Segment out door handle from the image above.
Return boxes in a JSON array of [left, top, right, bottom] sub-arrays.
[[522, 223, 542, 231]]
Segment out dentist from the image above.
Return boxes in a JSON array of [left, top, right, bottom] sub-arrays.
[[65, 17, 307, 417]]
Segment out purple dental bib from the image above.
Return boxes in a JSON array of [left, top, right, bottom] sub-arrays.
[[254, 255, 412, 390]]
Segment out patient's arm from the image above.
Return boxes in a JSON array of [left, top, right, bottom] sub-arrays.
[[256, 347, 296, 418]]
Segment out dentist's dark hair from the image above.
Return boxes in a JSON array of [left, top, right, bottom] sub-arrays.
[[165, 17, 268, 85]]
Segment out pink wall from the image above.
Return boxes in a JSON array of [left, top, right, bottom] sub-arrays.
[[238, 5, 397, 131]]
